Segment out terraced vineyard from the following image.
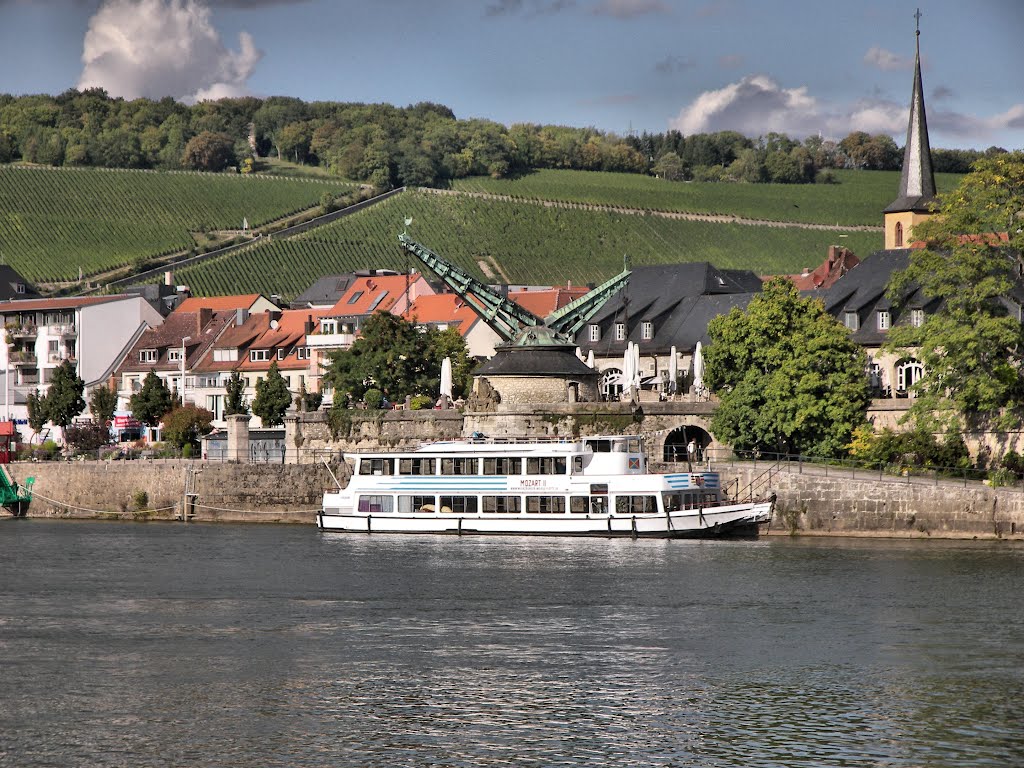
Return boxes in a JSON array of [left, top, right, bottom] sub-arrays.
[[452, 169, 964, 226], [0, 165, 355, 283], [177, 188, 884, 297]]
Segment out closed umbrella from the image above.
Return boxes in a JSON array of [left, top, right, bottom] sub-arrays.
[[632, 342, 642, 391], [668, 345, 678, 394], [440, 356, 453, 402], [586, 349, 595, 369], [621, 344, 633, 399], [692, 342, 704, 396]]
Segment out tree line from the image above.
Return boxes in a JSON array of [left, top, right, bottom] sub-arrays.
[[0, 89, 1008, 187]]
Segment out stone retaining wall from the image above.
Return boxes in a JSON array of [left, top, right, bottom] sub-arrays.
[[723, 463, 1024, 539]]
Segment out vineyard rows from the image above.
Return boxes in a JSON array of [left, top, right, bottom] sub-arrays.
[[452, 169, 963, 227], [0, 166, 354, 282], [177, 189, 883, 298]]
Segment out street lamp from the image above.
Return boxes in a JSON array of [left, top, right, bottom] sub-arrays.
[[180, 336, 191, 407]]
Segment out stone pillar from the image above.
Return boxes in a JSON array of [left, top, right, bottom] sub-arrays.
[[283, 414, 301, 465], [226, 414, 249, 463]]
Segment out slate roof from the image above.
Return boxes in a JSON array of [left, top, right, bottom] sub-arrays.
[[476, 346, 598, 377], [0, 266, 40, 302], [576, 262, 763, 354], [289, 274, 357, 308]]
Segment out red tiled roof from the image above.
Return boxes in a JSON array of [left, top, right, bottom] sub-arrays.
[[114, 310, 234, 377], [402, 294, 481, 336], [508, 286, 590, 318], [176, 294, 264, 312], [328, 274, 422, 316], [237, 308, 330, 372], [0, 295, 128, 312]]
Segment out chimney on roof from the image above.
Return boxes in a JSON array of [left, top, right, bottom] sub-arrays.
[[164, 271, 174, 286], [801, 267, 811, 277], [567, 279, 572, 289], [197, 307, 213, 335], [304, 314, 314, 334], [236, 308, 249, 325]]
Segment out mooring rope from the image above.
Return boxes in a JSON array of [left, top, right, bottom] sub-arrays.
[[29, 490, 178, 515]]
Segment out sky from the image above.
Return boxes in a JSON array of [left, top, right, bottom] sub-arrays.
[[1, 0, 1022, 150]]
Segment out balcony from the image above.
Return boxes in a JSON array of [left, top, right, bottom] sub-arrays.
[[48, 352, 77, 364], [47, 323, 77, 337], [4, 323, 37, 339], [10, 350, 37, 367]]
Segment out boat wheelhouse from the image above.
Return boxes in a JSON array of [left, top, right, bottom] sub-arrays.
[[319, 435, 773, 538]]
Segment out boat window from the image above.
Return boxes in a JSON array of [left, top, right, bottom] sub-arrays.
[[398, 495, 436, 513], [590, 497, 609, 515], [615, 495, 658, 514], [358, 458, 394, 476], [702, 491, 719, 507], [357, 495, 393, 514], [441, 457, 479, 475], [569, 496, 588, 514], [586, 439, 612, 453], [525, 495, 566, 513], [482, 495, 521, 513], [590, 483, 608, 495], [526, 456, 567, 475], [483, 457, 522, 475], [662, 492, 684, 512], [399, 457, 436, 475], [439, 496, 478, 515], [572, 456, 584, 473], [627, 438, 642, 453]]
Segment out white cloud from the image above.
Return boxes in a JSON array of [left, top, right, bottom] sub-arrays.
[[863, 46, 913, 72], [77, 0, 263, 103], [668, 73, 1024, 145]]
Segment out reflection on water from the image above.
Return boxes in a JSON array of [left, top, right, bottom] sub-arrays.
[[2, 521, 1023, 767]]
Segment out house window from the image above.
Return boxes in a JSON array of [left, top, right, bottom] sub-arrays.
[[321, 320, 337, 334], [213, 348, 238, 362], [895, 221, 904, 247], [843, 311, 859, 331], [250, 349, 270, 362], [910, 309, 924, 327], [614, 322, 626, 341], [877, 311, 890, 331], [139, 349, 157, 363], [641, 321, 653, 340], [167, 349, 183, 363], [296, 347, 309, 360], [347, 291, 364, 305], [277, 349, 287, 360], [588, 324, 600, 342], [15, 284, 25, 294], [896, 359, 924, 393]]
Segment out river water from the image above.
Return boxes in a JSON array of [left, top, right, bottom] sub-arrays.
[[1, 520, 1022, 767]]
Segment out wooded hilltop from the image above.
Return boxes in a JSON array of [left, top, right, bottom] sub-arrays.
[[0, 89, 1006, 188]]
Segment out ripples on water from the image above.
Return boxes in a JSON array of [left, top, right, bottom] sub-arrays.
[[1, 521, 1023, 767]]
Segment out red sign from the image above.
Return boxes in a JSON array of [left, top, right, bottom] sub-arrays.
[[113, 416, 141, 428]]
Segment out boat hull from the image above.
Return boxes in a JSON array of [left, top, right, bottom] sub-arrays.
[[317, 500, 773, 538]]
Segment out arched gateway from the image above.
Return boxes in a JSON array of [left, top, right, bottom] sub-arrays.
[[662, 425, 713, 463]]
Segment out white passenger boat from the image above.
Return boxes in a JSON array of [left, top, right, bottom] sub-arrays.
[[319, 435, 773, 538]]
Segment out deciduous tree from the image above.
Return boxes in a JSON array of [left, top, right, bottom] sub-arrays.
[[887, 151, 1024, 430], [45, 360, 86, 429], [130, 371, 174, 427], [705, 278, 870, 457], [89, 384, 117, 426], [161, 404, 214, 450]]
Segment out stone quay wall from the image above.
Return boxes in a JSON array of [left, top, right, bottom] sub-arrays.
[[722, 462, 1024, 539], [10, 461, 335, 524]]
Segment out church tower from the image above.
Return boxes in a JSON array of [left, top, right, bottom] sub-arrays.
[[883, 12, 937, 249]]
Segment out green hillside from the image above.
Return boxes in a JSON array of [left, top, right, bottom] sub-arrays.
[[453, 168, 964, 226], [176, 188, 885, 298], [0, 165, 355, 283]]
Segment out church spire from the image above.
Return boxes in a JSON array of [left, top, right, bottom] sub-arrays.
[[885, 9, 936, 215]]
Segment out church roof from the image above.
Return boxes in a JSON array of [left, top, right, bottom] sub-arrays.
[[884, 25, 937, 215]]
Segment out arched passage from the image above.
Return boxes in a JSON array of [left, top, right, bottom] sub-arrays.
[[663, 424, 713, 463]]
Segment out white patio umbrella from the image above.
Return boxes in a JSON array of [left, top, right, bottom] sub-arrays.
[[439, 356, 453, 401], [586, 349, 595, 369], [621, 343, 634, 399], [692, 341, 704, 395], [632, 341, 642, 391], [668, 345, 678, 394]]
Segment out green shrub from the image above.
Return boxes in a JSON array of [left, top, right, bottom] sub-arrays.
[[409, 394, 433, 411], [132, 490, 149, 510], [363, 388, 384, 409]]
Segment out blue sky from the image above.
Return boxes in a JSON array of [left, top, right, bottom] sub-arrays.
[[1, 0, 1022, 150]]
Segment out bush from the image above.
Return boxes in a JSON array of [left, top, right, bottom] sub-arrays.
[[363, 388, 384, 410], [848, 425, 970, 470], [132, 490, 149, 510], [64, 422, 109, 454], [409, 394, 433, 411]]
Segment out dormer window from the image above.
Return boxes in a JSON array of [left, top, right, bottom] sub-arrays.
[[250, 349, 270, 362], [296, 347, 309, 360], [588, 324, 600, 342], [641, 321, 653, 340], [277, 349, 287, 360], [844, 311, 859, 331], [139, 349, 157, 363], [910, 309, 924, 327], [167, 349, 183, 363], [15, 283, 25, 294], [877, 311, 890, 331], [614, 322, 626, 341]]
